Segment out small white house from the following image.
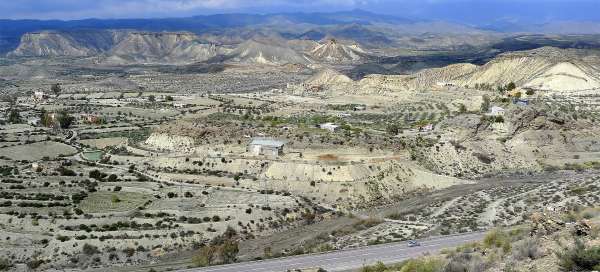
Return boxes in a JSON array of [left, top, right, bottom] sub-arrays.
[[490, 106, 505, 116], [33, 91, 47, 100], [319, 123, 340, 132], [247, 138, 286, 157], [420, 124, 434, 132], [27, 117, 41, 126]]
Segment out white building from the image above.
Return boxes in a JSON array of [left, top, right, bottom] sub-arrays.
[[420, 124, 434, 132], [319, 123, 340, 132], [490, 106, 505, 116], [33, 91, 47, 100], [247, 138, 286, 157]]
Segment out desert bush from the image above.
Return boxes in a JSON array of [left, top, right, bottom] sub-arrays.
[[0, 258, 10, 271], [82, 243, 100, 255], [511, 238, 543, 260], [483, 229, 511, 253], [399, 257, 445, 272], [556, 239, 600, 271], [192, 245, 217, 267], [444, 253, 486, 272]]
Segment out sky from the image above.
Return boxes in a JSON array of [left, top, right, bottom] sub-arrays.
[[1, 0, 600, 24]]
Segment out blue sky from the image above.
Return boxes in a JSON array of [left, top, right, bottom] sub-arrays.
[[1, 0, 599, 24]]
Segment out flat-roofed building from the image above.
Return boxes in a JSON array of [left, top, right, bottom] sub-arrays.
[[247, 138, 286, 157]]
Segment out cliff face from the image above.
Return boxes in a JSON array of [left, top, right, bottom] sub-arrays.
[[224, 40, 311, 65], [8, 31, 113, 57], [455, 47, 600, 91], [8, 30, 223, 64]]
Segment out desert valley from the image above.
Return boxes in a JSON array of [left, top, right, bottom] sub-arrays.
[[0, 8, 599, 272]]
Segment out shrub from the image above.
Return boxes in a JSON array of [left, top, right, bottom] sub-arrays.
[[192, 245, 217, 267], [512, 238, 543, 260], [556, 239, 600, 271], [220, 240, 239, 264], [444, 253, 486, 272], [400, 257, 445, 272], [483, 229, 511, 253], [82, 243, 100, 255], [56, 235, 71, 242], [0, 258, 10, 270]]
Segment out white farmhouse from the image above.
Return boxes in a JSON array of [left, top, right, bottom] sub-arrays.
[[247, 138, 286, 157], [319, 123, 340, 132], [489, 106, 505, 116]]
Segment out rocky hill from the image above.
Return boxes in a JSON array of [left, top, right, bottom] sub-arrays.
[[8, 30, 224, 64], [222, 40, 311, 65], [356, 47, 600, 93], [9, 30, 114, 57], [357, 63, 477, 93], [456, 47, 600, 92], [308, 39, 370, 63], [306, 68, 353, 86]]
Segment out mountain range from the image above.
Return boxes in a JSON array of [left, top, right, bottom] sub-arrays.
[[3, 9, 600, 55]]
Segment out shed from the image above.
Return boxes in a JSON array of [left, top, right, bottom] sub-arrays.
[[247, 138, 286, 157], [490, 106, 505, 116], [319, 123, 340, 132]]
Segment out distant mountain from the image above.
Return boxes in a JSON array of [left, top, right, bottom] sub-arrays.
[[9, 30, 115, 57], [9, 30, 224, 64], [0, 9, 412, 54]]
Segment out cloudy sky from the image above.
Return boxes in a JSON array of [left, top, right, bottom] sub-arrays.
[[1, 0, 599, 24]]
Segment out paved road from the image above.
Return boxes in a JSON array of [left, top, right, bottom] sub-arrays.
[[180, 232, 486, 272]]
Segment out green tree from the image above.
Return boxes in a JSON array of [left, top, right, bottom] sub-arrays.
[[56, 110, 74, 129], [51, 83, 61, 96], [0, 257, 11, 270], [192, 245, 217, 267], [6, 108, 20, 124], [481, 95, 490, 113], [148, 95, 156, 103], [507, 82, 516, 91], [220, 240, 239, 264]]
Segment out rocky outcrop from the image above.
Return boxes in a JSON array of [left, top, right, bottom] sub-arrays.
[[224, 40, 310, 65], [456, 47, 600, 92], [309, 39, 369, 63], [306, 68, 353, 86], [145, 133, 195, 151], [9, 31, 114, 57], [106, 32, 224, 64]]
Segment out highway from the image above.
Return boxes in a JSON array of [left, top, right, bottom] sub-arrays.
[[180, 232, 486, 272]]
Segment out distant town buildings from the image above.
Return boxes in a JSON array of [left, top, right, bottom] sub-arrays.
[[247, 138, 286, 157]]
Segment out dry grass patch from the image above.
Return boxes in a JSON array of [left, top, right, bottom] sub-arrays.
[[79, 191, 151, 213], [318, 154, 339, 161]]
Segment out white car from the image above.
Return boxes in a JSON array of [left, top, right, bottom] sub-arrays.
[[408, 240, 421, 247]]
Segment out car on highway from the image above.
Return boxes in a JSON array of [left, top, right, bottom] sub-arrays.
[[407, 240, 421, 247]]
